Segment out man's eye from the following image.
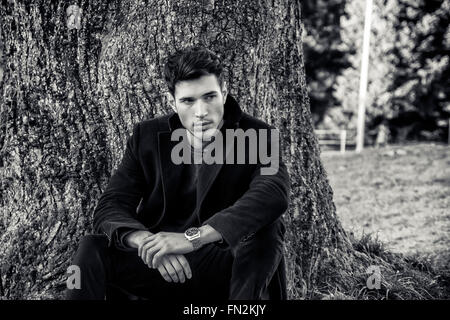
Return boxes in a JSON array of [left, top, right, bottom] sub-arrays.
[[204, 95, 215, 101]]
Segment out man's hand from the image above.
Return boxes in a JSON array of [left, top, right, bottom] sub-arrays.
[[125, 230, 192, 283], [125, 230, 154, 249], [124, 226, 222, 282], [139, 232, 194, 268], [155, 254, 192, 283]]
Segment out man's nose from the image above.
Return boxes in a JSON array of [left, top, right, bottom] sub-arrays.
[[194, 102, 208, 118]]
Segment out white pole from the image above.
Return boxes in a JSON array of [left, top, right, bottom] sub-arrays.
[[356, 0, 373, 153], [340, 130, 347, 154]]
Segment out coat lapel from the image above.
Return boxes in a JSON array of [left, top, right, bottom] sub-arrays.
[[195, 131, 236, 216], [196, 95, 242, 213], [157, 131, 185, 224], [158, 129, 232, 224]]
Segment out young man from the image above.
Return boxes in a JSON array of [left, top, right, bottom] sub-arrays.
[[66, 46, 290, 300]]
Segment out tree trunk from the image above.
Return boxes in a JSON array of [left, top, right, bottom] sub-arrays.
[[1, 0, 362, 299]]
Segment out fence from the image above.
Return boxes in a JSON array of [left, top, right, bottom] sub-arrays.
[[315, 129, 356, 153]]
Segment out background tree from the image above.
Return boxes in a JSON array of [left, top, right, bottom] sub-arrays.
[[331, 0, 399, 138], [307, 0, 449, 144], [389, 0, 450, 141], [0, 0, 447, 300], [301, 0, 348, 126]]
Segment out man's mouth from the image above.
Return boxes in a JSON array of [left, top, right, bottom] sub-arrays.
[[194, 121, 213, 130]]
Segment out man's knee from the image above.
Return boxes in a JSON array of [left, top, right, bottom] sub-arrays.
[[78, 234, 108, 250], [73, 234, 109, 265], [230, 217, 285, 280], [228, 219, 286, 299]]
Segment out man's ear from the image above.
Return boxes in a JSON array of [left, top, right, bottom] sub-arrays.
[[166, 92, 177, 113]]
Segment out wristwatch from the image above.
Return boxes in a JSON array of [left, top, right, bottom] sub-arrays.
[[184, 227, 202, 250]]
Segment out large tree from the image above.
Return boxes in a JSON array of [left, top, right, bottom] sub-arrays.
[[1, 0, 444, 300]]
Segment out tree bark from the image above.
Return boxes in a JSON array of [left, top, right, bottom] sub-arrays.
[[1, 0, 360, 299]]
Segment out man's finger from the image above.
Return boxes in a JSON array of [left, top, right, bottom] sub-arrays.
[[152, 248, 167, 269], [168, 255, 185, 283], [176, 255, 192, 280], [144, 242, 163, 268], [139, 240, 158, 266], [139, 238, 158, 259], [157, 263, 172, 283], [138, 241, 155, 258], [137, 236, 154, 257], [161, 256, 179, 283]]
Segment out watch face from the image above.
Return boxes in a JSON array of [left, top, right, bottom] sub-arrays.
[[186, 227, 200, 237]]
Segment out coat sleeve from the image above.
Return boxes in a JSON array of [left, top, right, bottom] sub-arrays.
[[202, 128, 291, 249], [93, 123, 148, 247]]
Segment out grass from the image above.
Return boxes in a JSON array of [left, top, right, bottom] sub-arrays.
[[319, 142, 450, 299]]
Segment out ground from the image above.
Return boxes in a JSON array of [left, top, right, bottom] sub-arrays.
[[321, 143, 450, 270]]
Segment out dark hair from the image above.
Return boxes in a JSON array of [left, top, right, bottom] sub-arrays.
[[164, 46, 224, 96]]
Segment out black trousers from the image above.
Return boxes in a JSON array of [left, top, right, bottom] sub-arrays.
[[65, 218, 286, 300]]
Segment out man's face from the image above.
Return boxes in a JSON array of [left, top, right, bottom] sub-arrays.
[[169, 74, 227, 143]]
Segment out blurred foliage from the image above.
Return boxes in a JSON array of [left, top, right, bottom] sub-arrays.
[[390, 0, 450, 142], [303, 0, 450, 143], [302, 0, 348, 126]]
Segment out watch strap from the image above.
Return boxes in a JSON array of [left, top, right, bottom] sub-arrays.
[[191, 237, 202, 250]]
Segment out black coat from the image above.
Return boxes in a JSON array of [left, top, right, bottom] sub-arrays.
[[93, 95, 291, 298]]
